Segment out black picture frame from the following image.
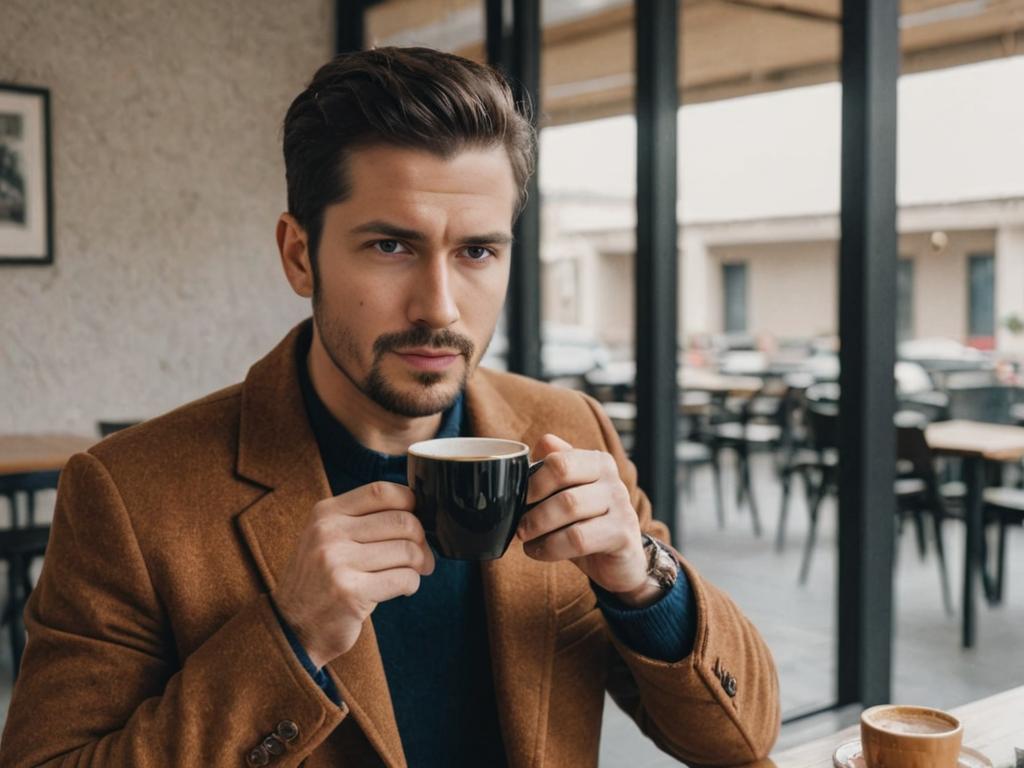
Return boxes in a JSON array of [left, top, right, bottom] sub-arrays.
[[0, 82, 53, 266]]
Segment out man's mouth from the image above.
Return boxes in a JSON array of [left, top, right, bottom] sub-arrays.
[[393, 348, 462, 372]]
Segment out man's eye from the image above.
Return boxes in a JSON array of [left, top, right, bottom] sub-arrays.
[[464, 246, 494, 261], [374, 240, 407, 255]]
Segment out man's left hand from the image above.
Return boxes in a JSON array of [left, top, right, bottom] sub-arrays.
[[518, 434, 661, 608]]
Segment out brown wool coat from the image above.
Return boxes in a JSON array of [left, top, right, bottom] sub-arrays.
[[0, 322, 780, 768]]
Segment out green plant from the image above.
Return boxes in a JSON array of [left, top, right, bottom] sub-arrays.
[[1002, 314, 1024, 335]]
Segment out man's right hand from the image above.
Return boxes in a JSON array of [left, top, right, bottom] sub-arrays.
[[273, 481, 435, 669]]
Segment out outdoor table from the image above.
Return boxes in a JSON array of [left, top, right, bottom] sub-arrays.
[[679, 368, 764, 397], [744, 684, 1024, 767], [587, 364, 763, 400], [0, 433, 96, 476], [584, 361, 636, 388], [926, 420, 1024, 648], [584, 362, 637, 403], [600, 401, 637, 434], [601, 397, 712, 431], [681, 389, 713, 415]]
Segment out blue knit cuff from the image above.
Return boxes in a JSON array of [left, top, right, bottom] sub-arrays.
[[593, 570, 697, 662], [273, 607, 342, 706]]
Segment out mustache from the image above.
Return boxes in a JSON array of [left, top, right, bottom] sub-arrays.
[[373, 326, 475, 360]]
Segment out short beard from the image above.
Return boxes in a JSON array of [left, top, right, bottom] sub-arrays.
[[312, 283, 476, 419]]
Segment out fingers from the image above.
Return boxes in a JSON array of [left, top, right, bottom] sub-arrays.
[[518, 482, 612, 542], [523, 516, 629, 562], [535, 433, 573, 455], [527, 440, 616, 505], [318, 481, 417, 518], [349, 539, 435, 576], [359, 567, 424, 603], [348, 509, 427, 545]]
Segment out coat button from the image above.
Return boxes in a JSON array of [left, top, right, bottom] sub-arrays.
[[246, 746, 270, 767], [276, 720, 300, 742], [723, 674, 738, 698], [263, 734, 285, 756]]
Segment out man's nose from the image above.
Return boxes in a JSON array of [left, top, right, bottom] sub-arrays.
[[407, 256, 460, 329]]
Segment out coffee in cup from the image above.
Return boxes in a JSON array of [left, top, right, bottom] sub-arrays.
[[860, 704, 963, 768], [407, 437, 544, 560]]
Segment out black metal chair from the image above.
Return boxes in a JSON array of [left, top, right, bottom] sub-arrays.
[[980, 487, 1024, 603], [0, 470, 59, 527], [676, 391, 725, 527], [897, 390, 950, 424], [0, 470, 60, 679], [701, 384, 791, 538], [895, 421, 963, 615], [945, 384, 1024, 425], [602, 400, 725, 526], [676, 439, 725, 527], [796, 400, 841, 583], [777, 383, 838, 551], [98, 420, 141, 437]]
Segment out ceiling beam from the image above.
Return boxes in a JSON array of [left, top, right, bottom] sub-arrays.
[[716, 0, 840, 25]]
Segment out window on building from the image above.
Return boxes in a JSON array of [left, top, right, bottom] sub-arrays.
[[722, 263, 748, 334], [897, 258, 914, 342], [968, 253, 995, 340]]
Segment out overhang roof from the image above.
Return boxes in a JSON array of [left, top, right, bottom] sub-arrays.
[[366, 0, 1024, 125]]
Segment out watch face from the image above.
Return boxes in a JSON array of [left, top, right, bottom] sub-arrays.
[[643, 536, 678, 589]]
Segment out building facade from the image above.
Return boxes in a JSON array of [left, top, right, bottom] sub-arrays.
[[542, 195, 1024, 358]]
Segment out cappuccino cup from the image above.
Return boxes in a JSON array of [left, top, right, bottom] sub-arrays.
[[860, 705, 963, 768], [407, 437, 544, 560]]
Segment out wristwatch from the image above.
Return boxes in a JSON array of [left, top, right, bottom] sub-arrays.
[[640, 533, 679, 592]]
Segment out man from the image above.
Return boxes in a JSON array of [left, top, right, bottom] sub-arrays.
[[1, 48, 779, 767]]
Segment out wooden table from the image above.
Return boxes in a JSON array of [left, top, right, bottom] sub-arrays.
[[0, 433, 96, 476], [586, 364, 763, 398], [679, 368, 764, 397], [926, 420, 1024, 648], [746, 685, 1024, 767]]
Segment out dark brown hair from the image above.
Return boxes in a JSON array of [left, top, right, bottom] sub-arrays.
[[282, 46, 535, 267]]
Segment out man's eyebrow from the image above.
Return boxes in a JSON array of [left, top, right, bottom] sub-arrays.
[[350, 220, 514, 246]]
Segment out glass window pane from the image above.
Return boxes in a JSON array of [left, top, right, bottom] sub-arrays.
[[968, 253, 995, 341], [722, 262, 748, 334], [898, 257, 914, 342], [539, 0, 634, 387], [896, 0, 1024, 715], [677, 2, 843, 720]]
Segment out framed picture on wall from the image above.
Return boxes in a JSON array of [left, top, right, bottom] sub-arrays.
[[0, 83, 53, 265]]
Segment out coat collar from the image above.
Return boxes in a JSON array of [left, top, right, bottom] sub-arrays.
[[234, 321, 554, 768]]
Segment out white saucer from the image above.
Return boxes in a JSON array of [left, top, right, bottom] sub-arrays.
[[833, 738, 993, 768]]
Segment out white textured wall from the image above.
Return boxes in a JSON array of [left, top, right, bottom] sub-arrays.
[[903, 229, 996, 342], [701, 231, 999, 343], [707, 241, 839, 339], [1, 0, 332, 433]]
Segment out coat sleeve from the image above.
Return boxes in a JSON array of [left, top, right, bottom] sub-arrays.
[[580, 395, 782, 766], [0, 452, 346, 768]]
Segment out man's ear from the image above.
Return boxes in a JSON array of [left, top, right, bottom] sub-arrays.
[[277, 213, 314, 298]]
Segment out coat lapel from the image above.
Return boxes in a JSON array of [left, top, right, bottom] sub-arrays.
[[234, 323, 407, 768], [466, 372, 557, 768]]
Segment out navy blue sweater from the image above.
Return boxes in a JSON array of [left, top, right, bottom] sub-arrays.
[[279, 345, 696, 766]]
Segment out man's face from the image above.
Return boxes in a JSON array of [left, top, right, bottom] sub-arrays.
[[310, 143, 517, 418]]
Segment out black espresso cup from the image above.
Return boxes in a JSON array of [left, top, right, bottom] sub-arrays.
[[407, 437, 545, 560]]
